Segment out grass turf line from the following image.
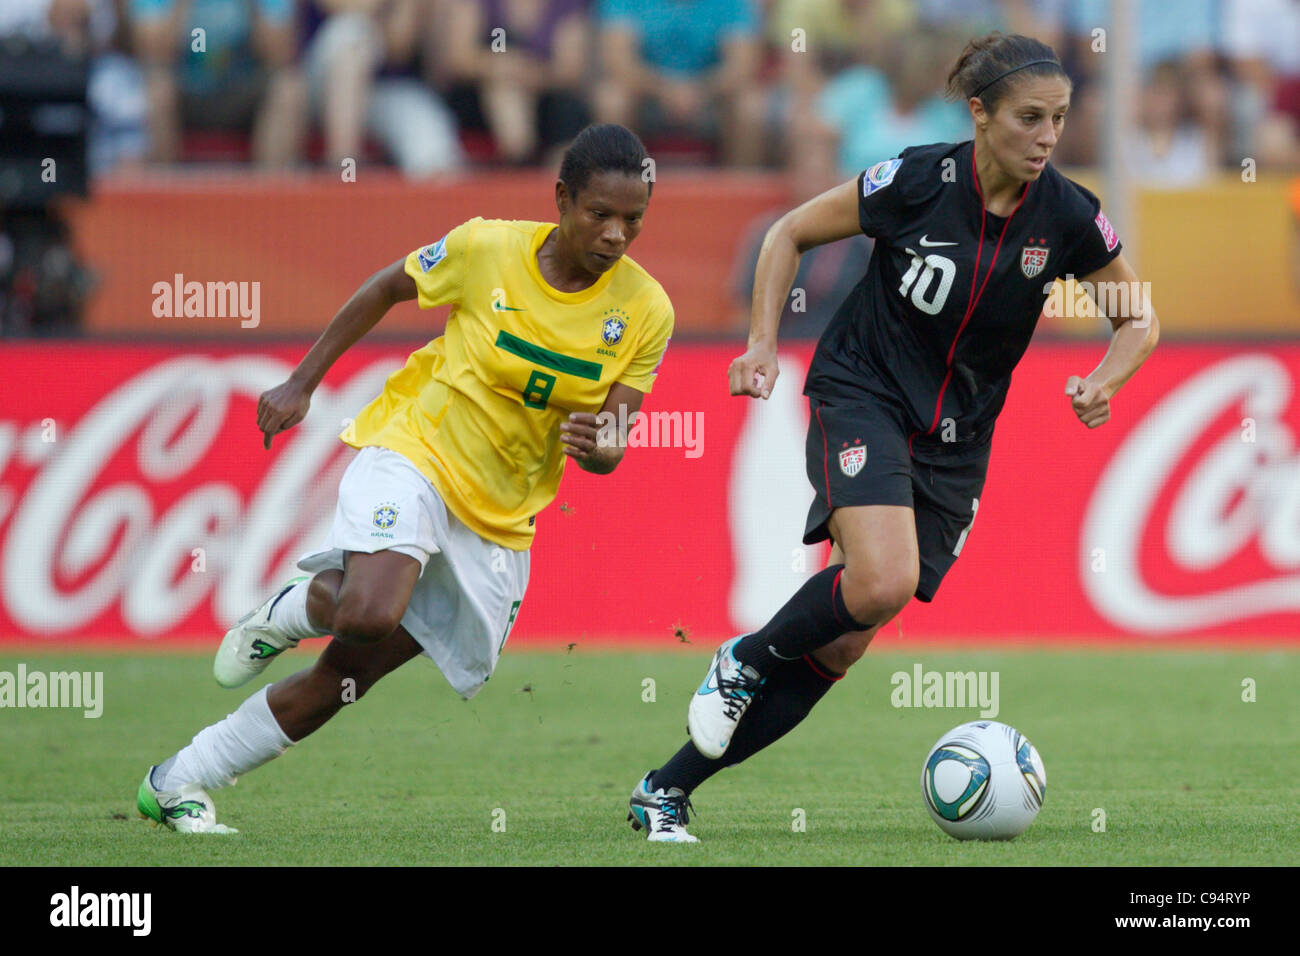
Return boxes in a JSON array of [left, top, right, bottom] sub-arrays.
[[0, 647, 1295, 866]]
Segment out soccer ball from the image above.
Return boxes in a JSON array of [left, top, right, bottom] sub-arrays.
[[921, 720, 1046, 841]]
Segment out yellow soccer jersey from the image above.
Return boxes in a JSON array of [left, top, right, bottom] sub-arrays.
[[340, 218, 675, 550]]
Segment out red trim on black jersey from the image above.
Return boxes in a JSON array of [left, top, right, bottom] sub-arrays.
[[912, 144, 1030, 454], [816, 402, 831, 505]]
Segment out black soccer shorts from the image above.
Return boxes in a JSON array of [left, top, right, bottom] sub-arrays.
[[802, 397, 989, 603]]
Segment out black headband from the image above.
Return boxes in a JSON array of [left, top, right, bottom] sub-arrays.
[[972, 59, 1060, 98]]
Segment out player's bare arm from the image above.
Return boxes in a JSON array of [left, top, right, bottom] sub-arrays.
[[561, 381, 645, 475], [731, 177, 863, 399], [1064, 252, 1160, 429], [258, 259, 417, 449]]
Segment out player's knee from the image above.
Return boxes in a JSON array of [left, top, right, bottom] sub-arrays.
[[839, 568, 916, 628], [331, 597, 403, 646]]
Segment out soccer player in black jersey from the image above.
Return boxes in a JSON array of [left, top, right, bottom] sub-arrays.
[[628, 33, 1159, 842]]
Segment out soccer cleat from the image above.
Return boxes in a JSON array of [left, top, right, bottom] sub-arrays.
[[213, 576, 309, 688], [627, 772, 698, 843], [137, 766, 237, 834], [687, 636, 764, 759]]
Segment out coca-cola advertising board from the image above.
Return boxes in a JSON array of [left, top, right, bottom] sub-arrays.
[[1, 343, 1296, 645]]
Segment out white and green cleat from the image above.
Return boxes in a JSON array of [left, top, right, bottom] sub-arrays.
[[137, 767, 237, 834], [213, 576, 309, 689]]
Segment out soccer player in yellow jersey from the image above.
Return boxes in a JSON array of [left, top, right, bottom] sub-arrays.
[[136, 125, 675, 834]]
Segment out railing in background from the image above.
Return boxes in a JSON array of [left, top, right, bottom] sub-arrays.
[[61, 171, 1300, 339]]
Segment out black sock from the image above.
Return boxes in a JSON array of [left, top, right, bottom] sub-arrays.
[[733, 565, 867, 673], [652, 654, 843, 795]]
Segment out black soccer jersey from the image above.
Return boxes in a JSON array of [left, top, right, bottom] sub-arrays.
[[804, 140, 1122, 464]]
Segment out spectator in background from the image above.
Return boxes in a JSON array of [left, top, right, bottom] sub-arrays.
[[595, 0, 764, 166], [1223, 0, 1300, 170], [440, 0, 591, 166], [1, 0, 149, 176], [303, 0, 464, 176], [766, 0, 912, 174], [805, 30, 970, 180], [767, 0, 871, 98], [916, 0, 1066, 49], [1057, 0, 1224, 167], [131, 0, 307, 167], [1122, 59, 1217, 186], [1065, 0, 1220, 80]]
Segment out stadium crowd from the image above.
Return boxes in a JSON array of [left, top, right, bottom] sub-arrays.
[[1, 0, 1298, 180]]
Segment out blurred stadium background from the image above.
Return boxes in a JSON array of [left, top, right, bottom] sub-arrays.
[[1, 0, 1299, 650]]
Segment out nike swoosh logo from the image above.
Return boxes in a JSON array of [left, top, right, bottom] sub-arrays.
[[697, 648, 727, 694], [767, 644, 800, 661], [493, 303, 526, 312], [919, 235, 957, 247]]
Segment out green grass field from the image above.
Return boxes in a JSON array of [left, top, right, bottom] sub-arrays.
[[1, 646, 1296, 866]]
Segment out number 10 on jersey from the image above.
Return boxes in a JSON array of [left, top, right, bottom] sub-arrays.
[[899, 249, 956, 316]]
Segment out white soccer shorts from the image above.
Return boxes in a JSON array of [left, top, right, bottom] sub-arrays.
[[297, 445, 529, 699]]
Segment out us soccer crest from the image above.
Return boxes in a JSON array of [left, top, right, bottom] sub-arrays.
[[838, 441, 867, 477], [1020, 245, 1050, 279]]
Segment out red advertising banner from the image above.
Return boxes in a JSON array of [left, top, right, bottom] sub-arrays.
[[1, 342, 1297, 646]]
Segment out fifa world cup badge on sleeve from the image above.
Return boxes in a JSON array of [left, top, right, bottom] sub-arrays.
[[418, 237, 448, 272], [862, 158, 903, 197]]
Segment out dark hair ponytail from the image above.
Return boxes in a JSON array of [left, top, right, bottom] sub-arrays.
[[945, 32, 1068, 112], [559, 124, 652, 198]]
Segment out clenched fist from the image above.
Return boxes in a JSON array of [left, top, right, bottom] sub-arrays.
[[728, 345, 779, 399], [1065, 375, 1110, 429]]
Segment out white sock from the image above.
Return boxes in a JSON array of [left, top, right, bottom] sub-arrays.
[[156, 686, 294, 791], [271, 578, 330, 642]]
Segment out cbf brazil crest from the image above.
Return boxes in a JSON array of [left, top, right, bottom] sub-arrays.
[[600, 309, 628, 346], [372, 502, 399, 531]]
